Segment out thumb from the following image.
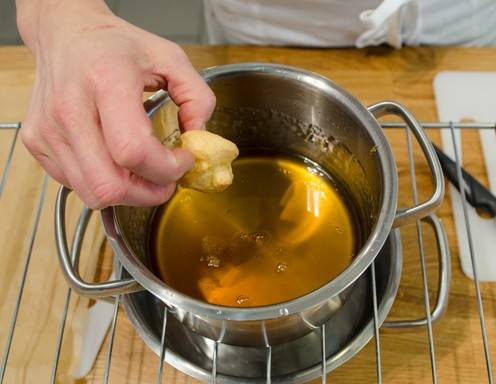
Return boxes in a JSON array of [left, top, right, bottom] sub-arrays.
[[154, 44, 216, 131]]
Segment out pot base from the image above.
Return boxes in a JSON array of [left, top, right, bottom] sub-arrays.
[[120, 230, 401, 383]]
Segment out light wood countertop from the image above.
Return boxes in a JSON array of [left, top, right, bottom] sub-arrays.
[[1, 45, 496, 383]]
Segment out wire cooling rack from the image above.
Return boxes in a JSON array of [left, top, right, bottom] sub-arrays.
[[0, 120, 494, 383]]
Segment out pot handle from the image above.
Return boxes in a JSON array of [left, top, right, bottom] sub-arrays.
[[382, 214, 451, 328], [55, 186, 143, 298], [368, 101, 444, 227]]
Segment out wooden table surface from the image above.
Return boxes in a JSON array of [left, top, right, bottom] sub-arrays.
[[1, 45, 496, 384]]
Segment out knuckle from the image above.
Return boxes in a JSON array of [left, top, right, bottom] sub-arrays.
[[39, 124, 67, 146], [52, 99, 78, 129], [112, 136, 147, 169], [52, 98, 69, 119], [167, 42, 187, 62], [84, 200, 104, 210], [81, 194, 105, 210], [205, 88, 216, 109], [91, 180, 126, 207], [20, 126, 39, 152]]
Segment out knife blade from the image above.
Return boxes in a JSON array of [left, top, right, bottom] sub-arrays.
[[433, 143, 496, 218]]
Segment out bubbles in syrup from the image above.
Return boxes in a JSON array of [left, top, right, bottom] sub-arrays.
[[236, 295, 250, 305], [201, 236, 226, 268], [276, 262, 288, 273]]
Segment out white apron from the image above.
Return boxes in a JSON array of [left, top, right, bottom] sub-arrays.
[[203, 0, 496, 48]]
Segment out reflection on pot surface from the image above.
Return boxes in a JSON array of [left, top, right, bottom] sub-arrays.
[[150, 151, 360, 307]]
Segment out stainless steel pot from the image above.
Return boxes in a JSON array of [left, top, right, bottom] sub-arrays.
[[55, 63, 444, 347]]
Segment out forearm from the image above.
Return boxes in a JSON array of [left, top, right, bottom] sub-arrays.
[[16, 0, 112, 52]]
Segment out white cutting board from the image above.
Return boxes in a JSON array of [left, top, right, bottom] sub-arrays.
[[434, 71, 496, 281]]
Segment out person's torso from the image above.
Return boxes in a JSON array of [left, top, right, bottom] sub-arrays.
[[203, 0, 496, 48]]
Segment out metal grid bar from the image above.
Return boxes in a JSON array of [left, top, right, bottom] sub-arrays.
[[50, 280, 72, 384], [321, 324, 327, 383], [0, 124, 19, 197], [448, 123, 494, 383], [211, 341, 218, 383], [404, 126, 438, 382], [157, 306, 168, 384], [266, 346, 272, 384], [0, 121, 495, 383], [371, 262, 382, 384], [0, 123, 20, 130], [103, 266, 122, 384]]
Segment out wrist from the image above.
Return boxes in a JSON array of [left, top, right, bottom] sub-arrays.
[[16, 0, 42, 51], [16, 0, 113, 54]]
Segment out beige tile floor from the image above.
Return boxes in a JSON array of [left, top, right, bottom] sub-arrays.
[[0, 0, 205, 45]]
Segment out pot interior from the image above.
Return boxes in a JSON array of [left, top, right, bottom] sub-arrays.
[[114, 66, 387, 307]]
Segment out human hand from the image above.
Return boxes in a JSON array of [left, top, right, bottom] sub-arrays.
[[17, 0, 215, 208]]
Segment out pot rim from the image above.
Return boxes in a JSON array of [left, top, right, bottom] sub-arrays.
[[102, 62, 398, 321]]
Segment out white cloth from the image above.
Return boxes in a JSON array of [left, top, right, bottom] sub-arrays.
[[203, 0, 496, 48]]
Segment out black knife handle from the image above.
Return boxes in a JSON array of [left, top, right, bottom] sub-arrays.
[[433, 143, 496, 217]]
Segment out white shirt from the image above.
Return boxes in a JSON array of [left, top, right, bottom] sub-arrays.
[[203, 0, 496, 48]]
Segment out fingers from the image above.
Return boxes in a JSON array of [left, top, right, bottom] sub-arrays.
[[58, 93, 178, 208], [48, 129, 176, 209], [121, 174, 176, 207], [154, 43, 216, 131], [94, 68, 195, 186], [23, 90, 179, 209]]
